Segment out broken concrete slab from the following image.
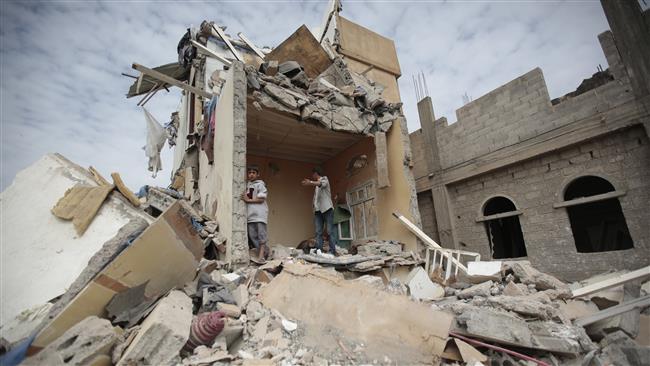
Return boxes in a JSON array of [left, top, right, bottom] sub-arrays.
[[264, 25, 332, 78], [31, 200, 203, 351], [0, 154, 152, 329], [118, 291, 193, 365], [486, 295, 557, 320], [23, 316, 119, 366], [467, 261, 503, 283], [508, 261, 570, 293], [406, 266, 445, 301], [0, 303, 52, 346], [261, 263, 452, 364], [457, 281, 493, 299], [356, 241, 402, 256]]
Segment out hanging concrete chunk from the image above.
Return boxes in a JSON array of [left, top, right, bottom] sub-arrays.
[[117, 291, 193, 365], [23, 316, 120, 366]]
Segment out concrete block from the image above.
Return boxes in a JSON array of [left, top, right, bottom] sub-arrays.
[[406, 267, 445, 301], [23, 316, 119, 366], [457, 281, 493, 299], [117, 290, 192, 365]]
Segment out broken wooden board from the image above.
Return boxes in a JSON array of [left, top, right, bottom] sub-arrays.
[[52, 184, 115, 235], [441, 338, 488, 363], [572, 266, 650, 298], [574, 295, 650, 327], [264, 25, 332, 78], [111, 172, 141, 207], [88, 166, 111, 186], [261, 263, 452, 364], [31, 201, 204, 352]]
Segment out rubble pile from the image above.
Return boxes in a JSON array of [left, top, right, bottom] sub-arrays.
[[246, 57, 402, 136]]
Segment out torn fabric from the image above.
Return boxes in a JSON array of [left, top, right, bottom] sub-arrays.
[[142, 107, 167, 177]]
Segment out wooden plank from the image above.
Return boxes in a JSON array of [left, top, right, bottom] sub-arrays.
[[190, 40, 232, 66], [574, 295, 650, 327], [476, 210, 522, 223], [132, 63, 212, 99], [52, 185, 115, 236], [572, 266, 650, 298], [392, 212, 468, 273], [111, 172, 141, 207], [137, 82, 159, 106], [211, 24, 243, 61], [88, 166, 111, 186], [237, 32, 265, 59], [553, 190, 626, 209]]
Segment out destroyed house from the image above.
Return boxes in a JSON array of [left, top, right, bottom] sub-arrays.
[[127, 6, 422, 266], [409, 0, 650, 281]]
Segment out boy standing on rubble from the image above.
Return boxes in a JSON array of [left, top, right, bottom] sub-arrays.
[[301, 167, 338, 256], [241, 165, 269, 263]]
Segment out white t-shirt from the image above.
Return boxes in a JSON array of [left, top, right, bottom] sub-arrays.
[[246, 179, 268, 223], [313, 176, 334, 213]]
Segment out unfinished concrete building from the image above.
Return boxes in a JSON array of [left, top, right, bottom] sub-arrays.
[[127, 3, 421, 267], [410, 0, 650, 281]]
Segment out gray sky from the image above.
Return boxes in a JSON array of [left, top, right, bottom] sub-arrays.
[[0, 0, 610, 192]]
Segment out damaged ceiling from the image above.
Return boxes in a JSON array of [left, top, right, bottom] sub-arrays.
[[247, 105, 365, 163]]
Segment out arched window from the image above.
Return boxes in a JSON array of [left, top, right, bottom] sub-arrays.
[[478, 196, 527, 259], [560, 176, 633, 253]]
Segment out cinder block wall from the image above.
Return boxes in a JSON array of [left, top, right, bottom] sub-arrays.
[[433, 31, 634, 170], [448, 126, 650, 281], [417, 190, 439, 243]]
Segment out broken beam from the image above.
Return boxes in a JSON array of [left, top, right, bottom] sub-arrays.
[[237, 32, 265, 59], [211, 25, 243, 61], [111, 172, 141, 207], [131, 63, 212, 100], [572, 266, 650, 298], [190, 40, 232, 67], [574, 295, 650, 327], [392, 212, 468, 273]]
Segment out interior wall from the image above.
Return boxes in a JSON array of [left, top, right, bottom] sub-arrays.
[[246, 154, 315, 246], [324, 137, 377, 202], [197, 62, 249, 266]]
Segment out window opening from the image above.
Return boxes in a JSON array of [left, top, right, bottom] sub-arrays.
[[564, 176, 633, 252], [482, 196, 527, 259]]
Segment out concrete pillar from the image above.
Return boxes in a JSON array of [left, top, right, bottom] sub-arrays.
[[431, 186, 457, 249], [417, 97, 441, 173]]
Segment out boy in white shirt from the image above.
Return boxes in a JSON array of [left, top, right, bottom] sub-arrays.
[[241, 165, 269, 263]]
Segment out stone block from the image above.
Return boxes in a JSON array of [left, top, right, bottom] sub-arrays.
[[117, 290, 192, 365], [23, 316, 119, 366], [406, 267, 445, 301]]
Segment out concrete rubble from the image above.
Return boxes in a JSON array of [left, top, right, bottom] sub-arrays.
[[2, 4, 650, 365], [1, 156, 650, 366]]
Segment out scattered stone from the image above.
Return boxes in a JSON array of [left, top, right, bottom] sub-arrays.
[[352, 275, 385, 290], [217, 302, 242, 318], [281, 319, 297, 332], [503, 281, 527, 296]]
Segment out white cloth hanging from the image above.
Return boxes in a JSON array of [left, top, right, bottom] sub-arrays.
[[142, 107, 167, 178]]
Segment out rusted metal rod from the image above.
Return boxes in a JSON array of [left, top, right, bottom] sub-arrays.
[[449, 332, 551, 366]]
